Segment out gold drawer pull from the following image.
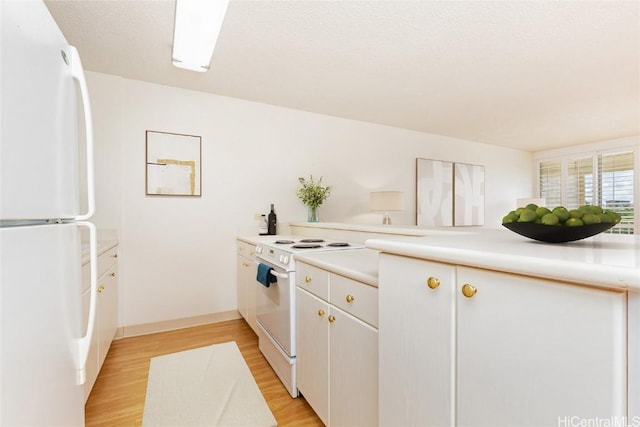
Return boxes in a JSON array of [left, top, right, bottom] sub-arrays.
[[317, 309, 325, 317], [110, 272, 116, 277], [97, 285, 105, 293], [305, 276, 312, 283], [328, 315, 336, 323], [111, 253, 118, 258], [461, 284, 477, 298], [427, 277, 440, 289], [242, 262, 249, 267], [345, 294, 355, 303]]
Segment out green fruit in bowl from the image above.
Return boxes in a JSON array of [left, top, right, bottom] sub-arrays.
[[569, 209, 584, 219], [608, 211, 621, 224], [517, 209, 537, 223], [541, 213, 559, 225], [535, 207, 551, 218], [598, 213, 613, 223], [565, 218, 584, 227], [582, 213, 602, 225], [502, 213, 517, 224], [525, 203, 539, 211], [584, 205, 603, 214], [552, 206, 570, 222]]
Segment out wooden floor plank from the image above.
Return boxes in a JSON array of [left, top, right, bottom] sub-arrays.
[[85, 319, 323, 427]]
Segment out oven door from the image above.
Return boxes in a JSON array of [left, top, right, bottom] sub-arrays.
[[255, 261, 296, 358]]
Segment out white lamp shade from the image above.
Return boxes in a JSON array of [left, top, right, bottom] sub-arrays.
[[370, 191, 405, 211]]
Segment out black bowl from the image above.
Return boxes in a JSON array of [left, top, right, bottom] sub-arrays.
[[502, 222, 615, 243]]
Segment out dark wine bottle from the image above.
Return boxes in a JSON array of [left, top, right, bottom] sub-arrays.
[[267, 204, 277, 235]]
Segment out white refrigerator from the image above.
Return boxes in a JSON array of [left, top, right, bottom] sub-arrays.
[[1, 1, 97, 425]]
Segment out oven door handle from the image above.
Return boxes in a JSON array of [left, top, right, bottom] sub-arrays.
[[254, 261, 289, 279], [270, 270, 289, 279]]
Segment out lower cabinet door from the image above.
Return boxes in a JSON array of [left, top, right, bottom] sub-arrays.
[[378, 254, 455, 426], [97, 262, 118, 369], [237, 254, 249, 320], [296, 287, 329, 425], [329, 306, 378, 427], [456, 266, 627, 426]]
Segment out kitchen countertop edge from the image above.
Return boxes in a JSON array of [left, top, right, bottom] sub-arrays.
[[366, 231, 640, 292], [294, 249, 379, 288]]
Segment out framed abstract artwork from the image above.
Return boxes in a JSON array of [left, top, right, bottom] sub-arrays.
[[416, 159, 485, 226], [416, 158, 454, 226], [146, 130, 202, 196], [454, 162, 485, 226]]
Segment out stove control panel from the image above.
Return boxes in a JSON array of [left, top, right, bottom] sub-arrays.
[[255, 245, 295, 271]]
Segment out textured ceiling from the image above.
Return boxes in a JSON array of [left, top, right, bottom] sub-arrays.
[[45, 0, 640, 152]]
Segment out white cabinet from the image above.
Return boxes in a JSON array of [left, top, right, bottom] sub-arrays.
[[378, 256, 455, 426], [296, 262, 378, 427], [237, 241, 258, 334], [82, 244, 119, 401], [379, 253, 627, 426], [296, 288, 330, 425]]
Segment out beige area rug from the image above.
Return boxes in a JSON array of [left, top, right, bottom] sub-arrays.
[[142, 341, 277, 427]]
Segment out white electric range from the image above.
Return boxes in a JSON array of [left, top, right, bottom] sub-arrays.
[[254, 237, 364, 397]]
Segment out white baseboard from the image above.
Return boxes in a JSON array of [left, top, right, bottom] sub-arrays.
[[118, 310, 242, 338]]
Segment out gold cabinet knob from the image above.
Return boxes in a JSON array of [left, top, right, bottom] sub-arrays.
[[461, 284, 477, 298], [112, 253, 118, 258], [305, 276, 312, 283], [242, 262, 249, 267], [97, 284, 105, 293], [427, 277, 440, 289], [110, 272, 116, 277], [328, 315, 336, 323], [345, 294, 355, 303], [317, 309, 325, 317]]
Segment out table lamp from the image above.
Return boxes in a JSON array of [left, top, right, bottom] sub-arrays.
[[370, 191, 405, 225]]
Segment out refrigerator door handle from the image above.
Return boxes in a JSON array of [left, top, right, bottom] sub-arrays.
[[76, 221, 97, 385], [69, 45, 95, 221]]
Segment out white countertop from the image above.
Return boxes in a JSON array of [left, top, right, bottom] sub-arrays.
[[289, 221, 477, 237], [366, 229, 640, 292], [294, 249, 379, 288], [237, 234, 305, 246]]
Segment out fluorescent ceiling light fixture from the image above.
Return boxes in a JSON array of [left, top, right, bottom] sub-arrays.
[[172, 0, 230, 72]]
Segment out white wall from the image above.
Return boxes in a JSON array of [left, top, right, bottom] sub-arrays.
[[87, 72, 533, 328]]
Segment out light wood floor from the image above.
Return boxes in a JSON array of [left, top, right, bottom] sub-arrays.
[[85, 319, 323, 426]]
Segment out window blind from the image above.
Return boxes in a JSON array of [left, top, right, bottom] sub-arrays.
[[598, 151, 634, 234], [538, 150, 635, 234], [539, 160, 561, 208], [566, 157, 593, 209]]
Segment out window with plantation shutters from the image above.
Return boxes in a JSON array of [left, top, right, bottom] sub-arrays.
[[537, 149, 635, 234], [566, 157, 593, 208], [539, 160, 561, 208], [598, 152, 634, 234]]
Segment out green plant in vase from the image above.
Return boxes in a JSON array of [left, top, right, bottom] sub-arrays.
[[297, 175, 331, 222]]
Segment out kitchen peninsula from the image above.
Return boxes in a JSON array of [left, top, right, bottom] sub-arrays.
[[366, 229, 640, 426]]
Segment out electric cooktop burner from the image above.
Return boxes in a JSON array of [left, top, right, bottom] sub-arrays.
[[292, 243, 323, 249], [275, 240, 295, 244], [299, 238, 325, 243], [327, 242, 350, 247]]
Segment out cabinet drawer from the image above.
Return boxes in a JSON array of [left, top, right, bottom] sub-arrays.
[[237, 241, 256, 258], [330, 274, 378, 328], [97, 246, 118, 278], [297, 262, 329, 300]]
